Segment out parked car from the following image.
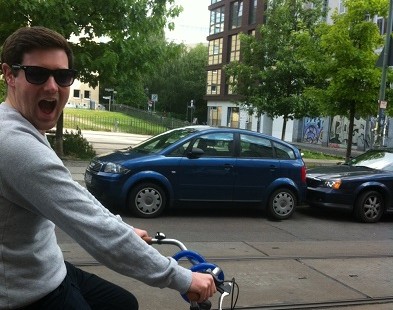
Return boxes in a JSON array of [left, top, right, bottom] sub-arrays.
[[85, 126, 307, 219], [306, 148, 393, 223]]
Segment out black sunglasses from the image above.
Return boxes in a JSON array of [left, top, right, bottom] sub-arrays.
[[11, 64, 78, 87]]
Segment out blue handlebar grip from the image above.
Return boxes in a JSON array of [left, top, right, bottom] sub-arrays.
[[172, 250, 206, 265]]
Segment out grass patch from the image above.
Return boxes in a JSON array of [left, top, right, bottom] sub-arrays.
[[63, 108, 167, 135], [301, 149, 344, 160]]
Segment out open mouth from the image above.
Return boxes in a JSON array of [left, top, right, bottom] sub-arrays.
[[39, 99, 57, 115]]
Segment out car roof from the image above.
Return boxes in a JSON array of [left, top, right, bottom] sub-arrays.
[[182, 126, 292, 144]]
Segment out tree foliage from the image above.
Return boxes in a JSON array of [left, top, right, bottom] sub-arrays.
[[0, 0, 181, 156], [145, 43, 208, 123], [0, 0, 181, 88], [305, 0, 387, 159], [225, 0, 326, 139]]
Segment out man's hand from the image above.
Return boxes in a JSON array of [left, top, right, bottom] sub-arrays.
[[134, 228, 152, 243], [187, 272, 216, 303]]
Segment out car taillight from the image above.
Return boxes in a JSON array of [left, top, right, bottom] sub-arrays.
[[301, 166, 306, 183]]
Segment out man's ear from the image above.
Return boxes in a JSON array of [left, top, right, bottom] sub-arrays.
[[2, 63, 15, 86]]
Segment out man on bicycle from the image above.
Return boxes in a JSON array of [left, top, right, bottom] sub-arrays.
[[0, 26, 215, 309]]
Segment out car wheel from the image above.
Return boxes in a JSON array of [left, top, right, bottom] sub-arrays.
[[267, 188, 296, 220], [128, 183, 166, 218], [354, 190, 384, 223]]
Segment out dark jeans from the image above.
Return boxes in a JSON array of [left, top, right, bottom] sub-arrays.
[[23, 261, 138, 310]]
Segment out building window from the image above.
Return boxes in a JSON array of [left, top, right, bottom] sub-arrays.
[[229, 34, 241, 62], [84, 90, 90, 99], [339, 0, 346, 14], [211, 0, 220, 4], [230, 1, 243, 29], [377, 17, 386, 34], [208, 38, 223, 65], [208, 106, 222, 126], [227, 75, 236, 95], [249, 0, 257, 24], [207, 69, 221, 95], [73, 89, 80, 98], [210, 6, 225, 35], [227, 107, 240, 128]]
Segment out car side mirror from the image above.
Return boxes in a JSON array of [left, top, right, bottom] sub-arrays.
[[187, 147, 204, 158]]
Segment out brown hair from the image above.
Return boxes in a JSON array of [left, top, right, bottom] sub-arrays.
[[1, 26, 74, 69]]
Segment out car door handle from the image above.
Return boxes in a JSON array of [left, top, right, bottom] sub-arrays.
[[224, 164, 233, 169], [269, 165, 277, 171]]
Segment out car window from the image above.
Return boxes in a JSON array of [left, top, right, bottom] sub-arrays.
[[192, 133, 234, 157], [167, 141, 191, 157], [133, 128, 197, 154], [273, 142, 295, 159], [351, 150, 393, 170], [240, 134, 273, 158]]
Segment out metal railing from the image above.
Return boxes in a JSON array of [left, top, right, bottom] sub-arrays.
[[64, 104, 190, 135]]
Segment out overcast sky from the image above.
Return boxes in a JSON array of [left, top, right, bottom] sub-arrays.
[[165, 0, 210, 44]]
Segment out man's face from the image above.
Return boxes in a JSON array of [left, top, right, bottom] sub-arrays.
[[4, 49, 70, 132]]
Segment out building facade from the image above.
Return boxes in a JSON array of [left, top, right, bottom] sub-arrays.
[[204, 0, 392, 149], [205, 0, 294, 141], [66, 79, 102, 110]]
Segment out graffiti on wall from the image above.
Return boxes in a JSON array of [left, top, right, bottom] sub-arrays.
[[303, 117, 324, 144], [329, 116, 371, 148], [303, 116, 384, 148]]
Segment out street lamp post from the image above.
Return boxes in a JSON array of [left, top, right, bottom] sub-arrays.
[[186, 100, 195, 123]]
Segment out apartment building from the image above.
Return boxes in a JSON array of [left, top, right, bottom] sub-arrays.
[[205, 0, 294, 140], [204, 0, 393, 149]]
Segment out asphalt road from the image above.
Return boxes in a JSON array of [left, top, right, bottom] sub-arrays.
[[61, 155, 393, 310]]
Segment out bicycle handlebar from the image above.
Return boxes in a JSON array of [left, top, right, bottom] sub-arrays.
[[145, 232, 237, 310]]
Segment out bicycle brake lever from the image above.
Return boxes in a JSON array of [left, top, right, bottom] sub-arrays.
[[218, 282, 233, 310], [217, 282, 232, 294], [209, 267, 231, 294]]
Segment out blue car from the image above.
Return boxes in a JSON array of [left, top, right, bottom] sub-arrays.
[[85, 126, 307, 219], [306, 148, 393, 223]]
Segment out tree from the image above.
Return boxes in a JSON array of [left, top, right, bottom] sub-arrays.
[[225, 0, 326, 140], [0, 0, 181, 155], [145, 43, 208, 123], [305, 0, 387, 160]]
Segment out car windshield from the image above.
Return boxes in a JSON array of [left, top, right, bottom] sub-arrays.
[[131, 127, 202, 154], [349, 150, 393, 171]]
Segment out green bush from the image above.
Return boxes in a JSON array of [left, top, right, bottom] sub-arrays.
[[48, 130, 96, 160]]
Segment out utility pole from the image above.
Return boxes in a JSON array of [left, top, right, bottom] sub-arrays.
[[375, 0, 393, 147]]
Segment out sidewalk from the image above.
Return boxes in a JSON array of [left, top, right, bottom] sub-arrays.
[[63, 158, 393, 309], [60, 239, 393, 309]]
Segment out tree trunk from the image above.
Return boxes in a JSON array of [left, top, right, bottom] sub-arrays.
[[345, 103, 356, 161], [257, 111, 262, 132], [54, 112, 64, 158], [281, 115, 287, 141]]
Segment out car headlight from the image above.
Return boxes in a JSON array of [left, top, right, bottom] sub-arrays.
[[103, 162, 129, 174], [324, 179, 342, 189]]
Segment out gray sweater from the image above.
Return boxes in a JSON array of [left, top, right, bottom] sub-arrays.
[[0, 103, 192, 309]]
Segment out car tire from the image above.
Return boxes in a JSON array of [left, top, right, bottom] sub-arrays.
[[354, 190, 384, 223], [128, 183, 166, 218], [267, 188, 296, 220]]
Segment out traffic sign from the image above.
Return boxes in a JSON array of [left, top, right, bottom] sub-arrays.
[[151, 94, 158, 101]]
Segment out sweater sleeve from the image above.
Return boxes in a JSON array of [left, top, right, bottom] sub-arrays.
[[0, 123, 192, 294]]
